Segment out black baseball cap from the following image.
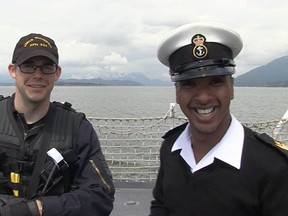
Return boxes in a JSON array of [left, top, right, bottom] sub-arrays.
[[12, 33, 59, 65]]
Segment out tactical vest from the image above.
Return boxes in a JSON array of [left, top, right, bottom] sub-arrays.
[[0, 97, 84, 199]]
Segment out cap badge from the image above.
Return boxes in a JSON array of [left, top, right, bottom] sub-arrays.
[[192, 34, 208, 59], [23, 36, 52, 49]]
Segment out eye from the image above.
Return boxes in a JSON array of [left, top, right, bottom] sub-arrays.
[[21, 64, 35, 70], [210, 77, 225, 85], [179, 80, 195, 88], [42, 65, 54, 70]]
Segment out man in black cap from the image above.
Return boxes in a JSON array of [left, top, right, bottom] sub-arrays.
[[150, 23, 288, 216], [0, 33, 114, 216]]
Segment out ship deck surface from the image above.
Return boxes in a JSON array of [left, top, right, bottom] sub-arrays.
[[110, 182, 154, 216]]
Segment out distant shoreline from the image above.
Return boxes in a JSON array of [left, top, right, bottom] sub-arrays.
[[1, 83, 287, 87]]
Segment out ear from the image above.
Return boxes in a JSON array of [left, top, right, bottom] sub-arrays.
[[8, 64, 17, 79], [175, 83, 180, 104], [230, 76, 234, 100], [54, 66, 62, 81]]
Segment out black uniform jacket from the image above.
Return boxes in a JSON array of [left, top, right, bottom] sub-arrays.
[[150, 123, 288, 216]]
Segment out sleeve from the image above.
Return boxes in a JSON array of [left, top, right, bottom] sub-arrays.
[[261, 166, 288, 216], [40, 119, 115, 216], [149, 147, 168, 216]]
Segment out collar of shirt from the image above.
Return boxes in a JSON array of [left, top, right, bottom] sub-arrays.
[[10, 93, 47, 134], [171, 115, 244, 173]]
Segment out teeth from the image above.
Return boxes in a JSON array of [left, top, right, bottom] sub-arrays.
[[196, 108, 214, 115], [30, 85, 43, 88]]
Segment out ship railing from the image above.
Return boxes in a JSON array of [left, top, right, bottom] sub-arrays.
[[87, 104, 282, 183]]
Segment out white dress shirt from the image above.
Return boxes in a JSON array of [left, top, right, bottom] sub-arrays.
[[171, 114, 244, 173]]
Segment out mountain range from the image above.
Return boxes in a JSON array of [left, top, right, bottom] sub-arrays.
[[57, 55, 288, 87], [1, 55, 288, 86], [234, 56, 288, 87], [56, 73, 172, 86]]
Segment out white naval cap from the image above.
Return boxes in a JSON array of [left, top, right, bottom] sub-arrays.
[[157, 22, 243, 82]]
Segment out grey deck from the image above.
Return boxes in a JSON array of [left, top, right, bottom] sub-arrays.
[[110, 182, 154, 216]]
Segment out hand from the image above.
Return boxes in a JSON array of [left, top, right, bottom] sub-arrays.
[[35, 200, 43, 216]]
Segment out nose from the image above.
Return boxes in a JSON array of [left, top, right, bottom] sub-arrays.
[[33, 66, 44, 77], [35, 66, 43, 72], [194, 85, 213, 104]]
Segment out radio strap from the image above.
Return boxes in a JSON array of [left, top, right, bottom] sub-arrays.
[[26, 105, 56, 199]]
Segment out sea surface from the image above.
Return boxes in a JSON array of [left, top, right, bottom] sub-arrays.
[[1, 85, 288, 122]]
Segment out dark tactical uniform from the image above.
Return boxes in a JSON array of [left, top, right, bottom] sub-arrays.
[[0, 95, 114, 216]]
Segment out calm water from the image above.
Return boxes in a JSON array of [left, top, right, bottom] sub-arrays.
[[1, 85, 288, 122]]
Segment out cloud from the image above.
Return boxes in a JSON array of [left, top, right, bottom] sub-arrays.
[[0, 0, 287, 82], [101, 52, 128, 74]]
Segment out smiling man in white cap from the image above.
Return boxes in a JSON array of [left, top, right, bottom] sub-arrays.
[[150, 22, 288, 216]]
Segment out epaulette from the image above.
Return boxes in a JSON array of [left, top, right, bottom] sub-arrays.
[[52, 101, 86, 120], [254, 132, 288, 158], [52, 101, 76, 112], [0, 95, 10, 101]]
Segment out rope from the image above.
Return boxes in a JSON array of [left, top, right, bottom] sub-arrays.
[[86, 106, 283, 182]]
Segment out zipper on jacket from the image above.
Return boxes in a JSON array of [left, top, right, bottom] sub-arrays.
[[88, 159, 112, 194]]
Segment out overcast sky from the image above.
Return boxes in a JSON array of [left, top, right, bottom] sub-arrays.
[[0, 0, 287, 82]]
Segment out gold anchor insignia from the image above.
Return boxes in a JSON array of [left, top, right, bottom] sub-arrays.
[[192, 34, 208, 59]]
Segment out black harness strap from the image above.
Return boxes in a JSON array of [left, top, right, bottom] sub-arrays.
[[26, 105, 56, 199]]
